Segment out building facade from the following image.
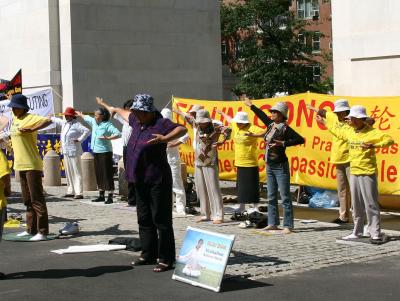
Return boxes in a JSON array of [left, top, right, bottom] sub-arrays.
[[221, 0, 333, 99], [332, 0, 400, 96], [290, 0, 333, 81], [0, 0, 223, 112]]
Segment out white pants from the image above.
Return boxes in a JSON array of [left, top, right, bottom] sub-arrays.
[[168, 156, 186, 214], [350, 174, 381, 238], [194, 165, 223, 220], [64, 155, 83, 195]]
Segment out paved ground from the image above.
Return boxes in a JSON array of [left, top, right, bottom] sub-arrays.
[[1, 179, 400, 300]]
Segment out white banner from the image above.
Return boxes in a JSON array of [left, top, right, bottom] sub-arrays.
[[0, 88, 55, 133]]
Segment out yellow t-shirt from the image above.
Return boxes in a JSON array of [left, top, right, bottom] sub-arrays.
[[325, 112, 351, 164], [10, 113, 49, 171], [0, 151, 10, 208], [327, 123, 394, 175], [231, 123, 263, 167]]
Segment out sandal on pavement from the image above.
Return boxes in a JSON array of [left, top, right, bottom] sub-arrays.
[[212, 219, 223, 224], [153, 263, 174, 273], [131, 258, 157, 266], [196, 217, 210, 223], [263, 225, 280, 231]]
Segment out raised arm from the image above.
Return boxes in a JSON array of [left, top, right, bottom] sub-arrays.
[[96, 97, 115, 114], [317, 115, 349, 141], [306, 104, 326, 118], [173, 107, 195, 126], [109, 107, 130, 123], [215, 109, 233, 123], [244, 98, 273, 127]]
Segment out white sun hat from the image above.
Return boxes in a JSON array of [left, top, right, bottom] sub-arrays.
[[232, 111, 250, 124], [195, 109, 212, 123], [161, 108, 172, 120], [270, 102, 288, 119], [189, 105, 204, 113], [347, 105, 369, 119], [333, 99, 351, 113]]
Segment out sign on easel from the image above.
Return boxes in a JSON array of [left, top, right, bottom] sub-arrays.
[[172, 227, 235, 292]]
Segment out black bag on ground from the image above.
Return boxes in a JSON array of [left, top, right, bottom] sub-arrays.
[[108, 237, 141, 251], [247, 211, 268, 228]]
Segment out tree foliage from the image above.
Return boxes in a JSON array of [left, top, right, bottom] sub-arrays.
[[221, 0, 332, 98]]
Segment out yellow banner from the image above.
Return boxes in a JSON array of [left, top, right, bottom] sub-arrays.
[[173, 92, 400, 197]]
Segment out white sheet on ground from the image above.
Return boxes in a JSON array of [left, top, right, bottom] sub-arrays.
[[51, 244, 126, 254]]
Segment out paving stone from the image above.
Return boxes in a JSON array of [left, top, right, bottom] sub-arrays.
[[6, 179, 400, 280]]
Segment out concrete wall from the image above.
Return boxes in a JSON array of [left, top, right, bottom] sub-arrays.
[[332, 0, 400, 96], [68, 0, 223, 111], [0, 0, 62, 111], [0, 0, 223, 112]]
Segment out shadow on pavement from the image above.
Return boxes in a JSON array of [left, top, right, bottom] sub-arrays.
[[3, 265, 133, 279], [221, 275, 272, 292], [295, 225, 352, 233], [228, 250, 290, 265], [77, 224, 138, 237]]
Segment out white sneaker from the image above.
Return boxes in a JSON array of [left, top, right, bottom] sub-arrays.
[[342, 233, 361, 240], [29, 233, 47, 241], [173, 211, 186, 217], [363, 225, 370, 237], [16, 231, 30, 237]]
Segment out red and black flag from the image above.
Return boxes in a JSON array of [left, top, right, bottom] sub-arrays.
[[0, 69, 22, 100]]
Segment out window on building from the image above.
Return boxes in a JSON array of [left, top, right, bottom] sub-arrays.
[[221, 41, 228, 64], [235, 40, 243, 59], [312, 32, 321, 52], [298, 33, 306, 45], [313, 65, 321, 81], [297, 0, 319, 20]]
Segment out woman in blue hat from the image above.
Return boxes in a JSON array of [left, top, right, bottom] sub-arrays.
[[7, 93, 52, 241], [110, 93, 187, 272]]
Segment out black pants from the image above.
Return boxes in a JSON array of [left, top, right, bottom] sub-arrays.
[[135, 180, 175, 264], [123, 146, 136, 205]]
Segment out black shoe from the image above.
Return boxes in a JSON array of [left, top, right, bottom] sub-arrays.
[[104, 196, 113, 204], [74, 195, 84, 199], [0, 272, 6, 280], [92, 196, 105, 203], [63, 194, 75, 198], [185, 206, 199, 215], [332, 218, 349, 224]]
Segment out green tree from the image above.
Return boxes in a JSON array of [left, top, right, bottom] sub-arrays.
[[221, 0, 332, 98]]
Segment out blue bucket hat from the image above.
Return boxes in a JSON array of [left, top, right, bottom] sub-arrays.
[[8, 94, 30, 110], [130, 94, 157, 112]]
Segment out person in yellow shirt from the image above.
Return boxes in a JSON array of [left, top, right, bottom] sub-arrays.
[[216, 110, 263, 213], [307, 99, 352, 224], [0, 143, 11, 279], [7, 94, 52, 242], [317, 105, 394, 242]]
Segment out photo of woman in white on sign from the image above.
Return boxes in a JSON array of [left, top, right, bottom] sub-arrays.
[[177, 239, 204, 278]]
